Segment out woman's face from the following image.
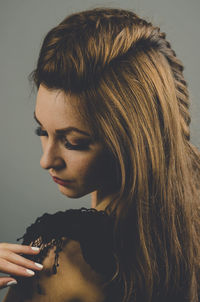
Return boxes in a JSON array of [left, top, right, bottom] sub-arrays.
[[34, 84, 116, 199]]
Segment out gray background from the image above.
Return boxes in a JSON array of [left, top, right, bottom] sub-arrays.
[[0, 0, 199, 300]]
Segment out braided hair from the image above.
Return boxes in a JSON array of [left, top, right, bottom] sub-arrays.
[[28, 7, 200, 302]]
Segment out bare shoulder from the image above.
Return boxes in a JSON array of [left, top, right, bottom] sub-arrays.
[[3, 239, 106, 302]]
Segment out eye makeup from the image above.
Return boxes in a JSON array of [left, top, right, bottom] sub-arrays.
[[34, 126, 91, 151]]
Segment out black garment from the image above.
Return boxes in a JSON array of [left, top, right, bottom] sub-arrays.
[[14, 207, 117, 300]]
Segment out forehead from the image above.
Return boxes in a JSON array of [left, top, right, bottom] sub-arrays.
[[35, 84, 90, 132]]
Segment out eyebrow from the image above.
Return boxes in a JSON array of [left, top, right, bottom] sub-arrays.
[[33, 111, 91, 137]]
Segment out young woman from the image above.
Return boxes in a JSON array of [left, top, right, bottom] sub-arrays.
[[1, 7, 200, 302]]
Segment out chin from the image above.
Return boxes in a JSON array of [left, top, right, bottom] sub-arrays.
[[57, 189, 86, 199], [59, 185, 92, 199]]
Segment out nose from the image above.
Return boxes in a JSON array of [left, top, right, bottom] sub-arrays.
[[40, 141, 65, 170]]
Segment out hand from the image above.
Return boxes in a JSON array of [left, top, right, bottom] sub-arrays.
[[0, 242, 43, 289]]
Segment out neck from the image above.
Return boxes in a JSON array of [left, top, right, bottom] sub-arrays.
[[91, 189, 118, 211]]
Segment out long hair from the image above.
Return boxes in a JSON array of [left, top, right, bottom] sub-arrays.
[[29, 7, 200, 302]]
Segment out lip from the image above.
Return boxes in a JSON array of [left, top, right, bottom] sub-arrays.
[[52, 176, 73, 186]]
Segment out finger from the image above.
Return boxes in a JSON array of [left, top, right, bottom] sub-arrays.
[[0, 250, 43, 272], [0, 277, 17, 289], [0, 258, 37, 277], [0, 243, 40, 255]]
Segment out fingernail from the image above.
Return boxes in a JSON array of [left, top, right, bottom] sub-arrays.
[[6, 280, 17, 287], [31, 247, 40, 251], [35, 262, 43, 269], [26, 269, 35, 275]]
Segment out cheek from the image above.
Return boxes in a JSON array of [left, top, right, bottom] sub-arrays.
[[68, 151, 109, 183]]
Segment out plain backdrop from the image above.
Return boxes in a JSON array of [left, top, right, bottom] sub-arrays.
[[0, 0, 199, 300]]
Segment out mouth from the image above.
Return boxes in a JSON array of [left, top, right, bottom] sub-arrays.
[[52, 176, 73, 187]]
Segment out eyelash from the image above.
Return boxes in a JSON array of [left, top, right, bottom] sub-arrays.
[[34, 126, 90, 151]]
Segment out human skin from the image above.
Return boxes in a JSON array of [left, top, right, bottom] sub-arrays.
[[0, 84, 119, 290], [35, 84, 118, 209], [0, 244, 43, 288], [1, 84, 119, 300]]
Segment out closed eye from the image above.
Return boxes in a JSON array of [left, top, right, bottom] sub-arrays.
[[34, 126, 91, 151]]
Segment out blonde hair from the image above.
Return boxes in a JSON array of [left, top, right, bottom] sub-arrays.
[[29, 7, 200, 302]]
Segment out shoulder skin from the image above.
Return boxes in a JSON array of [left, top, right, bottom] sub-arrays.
[[2, 238, 106, 302]]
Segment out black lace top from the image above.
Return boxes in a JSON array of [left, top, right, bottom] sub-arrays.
[[14, 207, 117, 300]]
